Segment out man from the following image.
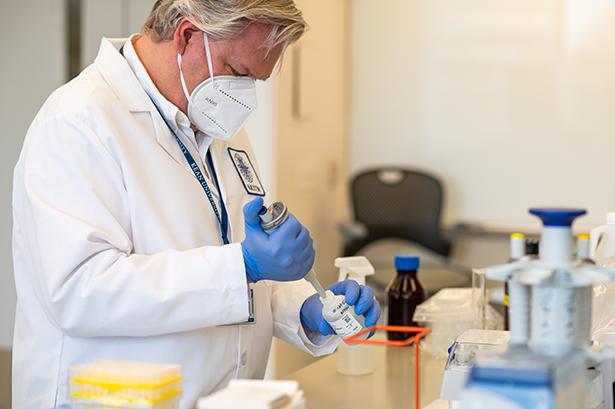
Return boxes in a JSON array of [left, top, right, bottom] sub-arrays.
[[12, 1, 380, 408]]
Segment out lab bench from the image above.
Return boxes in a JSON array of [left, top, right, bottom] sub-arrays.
[[285, 345, 447, 409]]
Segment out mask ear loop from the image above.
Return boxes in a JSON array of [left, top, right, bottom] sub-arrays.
[[203, 33, 216, 87], [176, 53, 192, 100], [176, 31, 216, 99]]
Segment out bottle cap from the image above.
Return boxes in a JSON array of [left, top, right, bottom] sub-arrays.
[[529, 208, 586, 227], [395, 255, 420, 271]]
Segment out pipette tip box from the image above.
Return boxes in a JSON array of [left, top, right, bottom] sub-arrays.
[[69, 360, 182, 409]]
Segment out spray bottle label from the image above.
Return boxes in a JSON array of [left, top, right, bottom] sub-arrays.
[[329, 303, 363, 338]]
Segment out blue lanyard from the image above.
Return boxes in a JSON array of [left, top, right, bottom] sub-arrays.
[[172, 131, 230, 245], [119, 46, 230, 245]]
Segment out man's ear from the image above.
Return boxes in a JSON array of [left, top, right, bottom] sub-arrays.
[[173, 18, 201, 55]]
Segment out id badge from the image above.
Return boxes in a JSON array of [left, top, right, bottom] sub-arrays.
[[220, 286, 256, 326], [246, 287, 256, 325]]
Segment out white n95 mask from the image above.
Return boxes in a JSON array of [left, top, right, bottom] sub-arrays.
[[177, 33, 257, 140]]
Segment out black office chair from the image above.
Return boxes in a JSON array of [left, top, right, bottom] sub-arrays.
[[341, 168, 453, 258]]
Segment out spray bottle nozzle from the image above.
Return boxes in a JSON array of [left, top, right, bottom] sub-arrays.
[[335, 256, 375, 285]]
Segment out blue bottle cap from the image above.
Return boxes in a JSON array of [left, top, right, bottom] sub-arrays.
[[395, 255, 420, 271], [528, 208, 587, 227]]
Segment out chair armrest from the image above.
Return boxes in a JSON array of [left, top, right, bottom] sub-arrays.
[[338, 221, 368, 242]]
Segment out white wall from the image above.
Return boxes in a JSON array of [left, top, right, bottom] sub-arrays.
[[350, 0, 615, 230], [81, 0, 155, 68], [244, 80, 278, 199], [0, 0, 66, 348]]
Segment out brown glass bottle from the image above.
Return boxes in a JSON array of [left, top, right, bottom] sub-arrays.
[[387, 256, 426, 341]]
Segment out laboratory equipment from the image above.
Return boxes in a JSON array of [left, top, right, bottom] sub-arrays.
[[413, 288, 479, 357], [510, 233, 526, 260], [259, 202, 325, 297], [197, 379, 305, 409], [590, 212, 615, 263], [504, 233, 526, 330], [578, 233, 592, 262], [69, 360, 182, 409], [598, 348, 615, 409], [320, 290, 366, 338], [471, 269, 486, 329], [335, 256, 376, 375], [470, 268, 506, 332], [440, 329, 510, 408], [345, 324, 432, 409], [460, 208, 615, 409], [259, 202, 366, 340], [589, 217, 615, 351], [387, 255, 426, 341], [525, 238, 539, 259]]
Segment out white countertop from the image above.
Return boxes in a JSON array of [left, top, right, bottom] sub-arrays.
[[285, 343, 447, 409]]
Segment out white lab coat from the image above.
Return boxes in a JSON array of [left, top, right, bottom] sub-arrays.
[[12, 38, 337, 409]]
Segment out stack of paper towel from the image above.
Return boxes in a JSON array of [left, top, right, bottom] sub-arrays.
[[197, 380, 305, 409]]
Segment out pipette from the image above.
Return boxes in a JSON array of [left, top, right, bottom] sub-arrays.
[[258, 201, 366, 339], [304, 270, 326, 298], [258, 201, 327, 297]]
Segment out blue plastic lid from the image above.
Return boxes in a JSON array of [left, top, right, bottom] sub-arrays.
[[528, 208, 587, 227], [395, 256, 420, 271]]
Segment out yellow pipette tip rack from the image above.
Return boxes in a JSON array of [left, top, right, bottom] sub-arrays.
[[70, 360, 182, 408]]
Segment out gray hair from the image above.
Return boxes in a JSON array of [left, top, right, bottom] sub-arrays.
[[143, 0, 307, 51]]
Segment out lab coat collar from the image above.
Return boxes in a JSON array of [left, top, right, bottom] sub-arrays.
[[94, 37, 190, 169], [122, 35, 186, 133], [94, 37, 153, 112]]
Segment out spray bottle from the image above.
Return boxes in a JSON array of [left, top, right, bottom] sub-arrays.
[[258, 202, 367, 340], [334, 256, 376, 375]]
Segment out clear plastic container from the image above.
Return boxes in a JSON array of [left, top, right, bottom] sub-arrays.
[[590, 212, 615, 264], [69, 360, 182, 409], [413, 289, 479, 357], [440, 330, 511, 407]]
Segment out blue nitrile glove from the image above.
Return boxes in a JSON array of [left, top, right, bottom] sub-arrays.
[[300, 280, 381, 337], [241, 197, 315, 282]]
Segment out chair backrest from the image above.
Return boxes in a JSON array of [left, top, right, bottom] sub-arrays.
[[349, 168, 450, 256]]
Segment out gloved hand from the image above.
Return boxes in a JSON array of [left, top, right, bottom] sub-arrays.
[[300, 280, 381, 337], [241, 197, 315, 282]]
